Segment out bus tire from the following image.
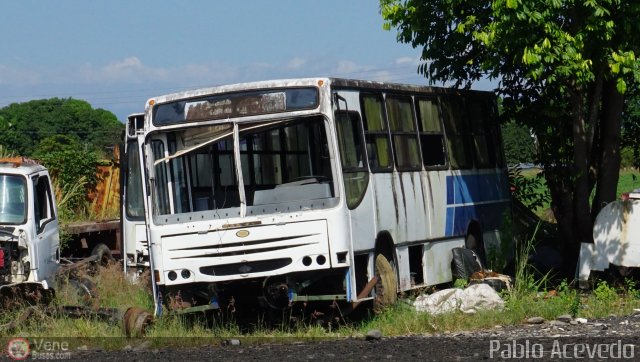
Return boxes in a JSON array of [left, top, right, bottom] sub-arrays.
[[91, 243, 114, 267], [373, 253, 397, 312], [123, 307, 154, 337], [465, 233, 486, 269]]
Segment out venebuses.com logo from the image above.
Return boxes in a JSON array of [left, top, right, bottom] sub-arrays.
[[6, 337, 71, 360], [6, 338, 30, 360]]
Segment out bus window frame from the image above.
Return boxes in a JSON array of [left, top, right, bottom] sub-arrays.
[[384, 94, 422, 172], [441, 95, 474, 170], [466, 95, 502, 169], [415, 96, 448, 170], [359, 92, 394, 173], [334, 109, 369, 209]]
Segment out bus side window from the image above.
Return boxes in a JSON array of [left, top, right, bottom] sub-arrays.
[[360, 94, 393, 172], [468, 98, 496, 168], [335, 110, 369, 209], [152, 140, 171, 215], [386, 95, 421, 170], [441, 96, 473, 169], [416, 98, 446, 167], [489, 101, 505, 167], [125, 141, 145, 219]]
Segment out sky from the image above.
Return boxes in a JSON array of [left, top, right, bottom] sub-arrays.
[[0, 1, 495, 122]]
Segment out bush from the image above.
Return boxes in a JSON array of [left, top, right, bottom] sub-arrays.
[[34, 135, 99, 213]]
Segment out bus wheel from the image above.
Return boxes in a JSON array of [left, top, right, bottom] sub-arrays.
[[465, 233, 486, 269], [373, 253, 397, 312], [122, 307, 154, 337]]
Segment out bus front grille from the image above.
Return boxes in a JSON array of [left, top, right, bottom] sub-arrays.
[[199, 258, 292, 276]]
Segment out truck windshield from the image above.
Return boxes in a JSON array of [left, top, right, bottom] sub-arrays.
[[0, 175, 27, 224], [150, 116, 335, 222]]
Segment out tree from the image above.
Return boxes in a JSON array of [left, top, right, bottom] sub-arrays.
[[501, 120, 536, 165], [0, 98, 123, 216], [381, 0, 640, 263], [621, 84, 640, 168], [0, 98, 123, 157], [33, 135, 100, 211]]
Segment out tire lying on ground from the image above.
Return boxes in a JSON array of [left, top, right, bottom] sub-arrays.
[[373, 253, 398, 312], [90, 243, 114, 266]]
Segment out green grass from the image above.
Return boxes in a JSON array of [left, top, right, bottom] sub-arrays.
[[2, 262, 640, 347], [4, 170, 640, 347], [520, 169, 640, 220], [617, 169, 640, 196]]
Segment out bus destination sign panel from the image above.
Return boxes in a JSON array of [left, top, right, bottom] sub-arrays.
[[153, 87, 318, 126]]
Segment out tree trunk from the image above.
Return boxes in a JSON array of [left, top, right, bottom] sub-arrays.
[[570, 89, 593, 263], [546, 172, 575, 253], [592, 80, 624, 218], [587, 67, 605, 192]]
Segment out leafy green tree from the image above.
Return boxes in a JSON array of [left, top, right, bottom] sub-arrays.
[[33, 135, 99, 211], [502, 120, 536, 165], [381, 0, 640, 261], [0, 98, 123, 157], [0, 98, 122, 218]]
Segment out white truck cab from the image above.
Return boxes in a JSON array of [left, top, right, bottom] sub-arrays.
[[0, 158, 60, 294], [579, 191, 640, 287]]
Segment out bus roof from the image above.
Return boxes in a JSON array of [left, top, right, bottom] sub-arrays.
[[144, 77, 495, 110]]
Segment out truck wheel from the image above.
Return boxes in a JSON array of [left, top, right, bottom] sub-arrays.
[[123, 307, 154, 337], [373, 253, 397, 312], [91, 243, 114, 267]]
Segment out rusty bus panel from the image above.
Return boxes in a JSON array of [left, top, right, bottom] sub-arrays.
[[88, 147, 121, 220]]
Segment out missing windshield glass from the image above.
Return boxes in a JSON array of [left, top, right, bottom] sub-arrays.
[[151, 116, 335, 223]]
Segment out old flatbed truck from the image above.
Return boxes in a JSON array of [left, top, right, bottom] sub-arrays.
[[0, 157, 60, 298], [0, 157, 152, 336]]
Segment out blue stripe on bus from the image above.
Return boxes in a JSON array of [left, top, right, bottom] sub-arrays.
[[446, 176, 455, 205], [447, 173, 509, 205], [444, 173, 510, 237], [445, 207, 456, 237], [445, 202, 510, 236]]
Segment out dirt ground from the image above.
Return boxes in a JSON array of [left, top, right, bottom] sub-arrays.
[[19, 313, 639, 361]]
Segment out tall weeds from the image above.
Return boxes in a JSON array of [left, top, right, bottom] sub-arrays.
[[0, 145, 16, 158], [52, 175, 88, 223], [511, 223, 548, 297]]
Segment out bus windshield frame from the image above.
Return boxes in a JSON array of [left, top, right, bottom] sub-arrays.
[[147, 115, 338, 225]]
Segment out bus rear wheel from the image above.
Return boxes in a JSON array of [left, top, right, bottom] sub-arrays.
[[373, 253, 397, 312]]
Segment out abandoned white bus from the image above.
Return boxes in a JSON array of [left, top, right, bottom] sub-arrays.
[[133, 78, 511, 315], [121, 113, 148, 273]]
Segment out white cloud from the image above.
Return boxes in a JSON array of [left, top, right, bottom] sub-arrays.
[[0, 57, 433, 120], [287, 57, 307, 70], [395, 56, 422, 66], [79, 57, 169, 84], [334, 60, 363, 75], [0, 56, 399, 89]]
